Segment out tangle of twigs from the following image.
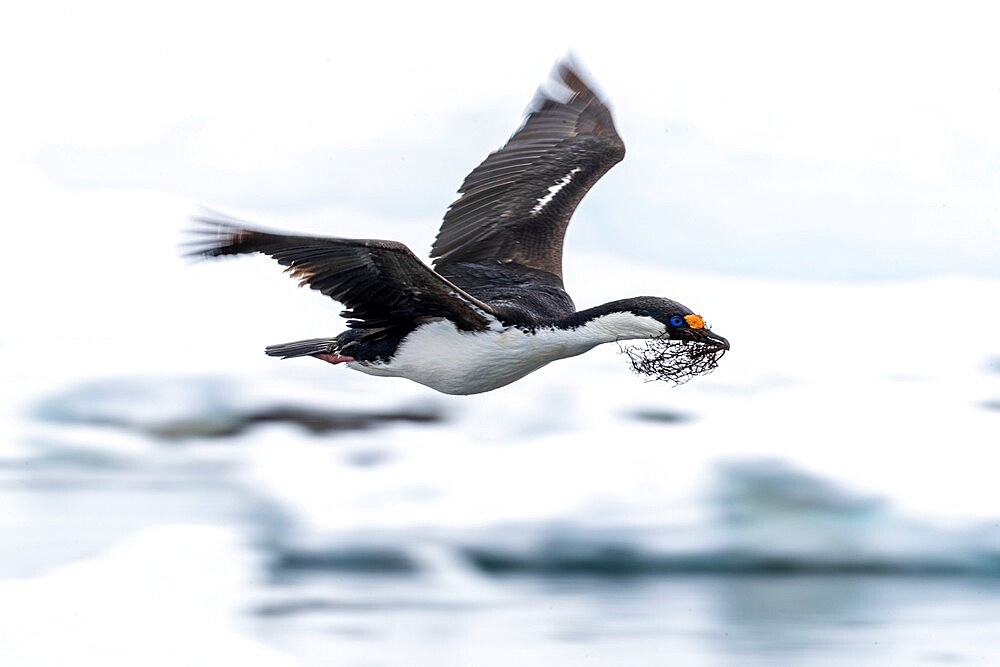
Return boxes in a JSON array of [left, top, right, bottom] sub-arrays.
[[620, 337, 727, 386]]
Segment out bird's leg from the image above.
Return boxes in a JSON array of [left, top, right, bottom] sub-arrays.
[[312, 353, 355, 365]]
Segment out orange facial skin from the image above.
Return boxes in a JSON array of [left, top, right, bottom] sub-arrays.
[[684, 314, 705, 329]]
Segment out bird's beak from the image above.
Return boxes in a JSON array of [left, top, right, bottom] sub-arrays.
[[678, 327, 730, 352], [704, 329, 730, 351]]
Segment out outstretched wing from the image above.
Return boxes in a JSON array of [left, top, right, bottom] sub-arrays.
[[187, 217, 496, 332], [431, 58, 626, 280]]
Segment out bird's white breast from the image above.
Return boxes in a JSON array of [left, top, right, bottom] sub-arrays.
[[348, 313, 665, 395]]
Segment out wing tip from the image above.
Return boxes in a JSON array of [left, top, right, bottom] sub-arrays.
[[181, 210, 264, 259], [527, 55, 608, 114]]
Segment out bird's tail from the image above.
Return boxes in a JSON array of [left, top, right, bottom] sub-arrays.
[[265, 338, 341, 359]]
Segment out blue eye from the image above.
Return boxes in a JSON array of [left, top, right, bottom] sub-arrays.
[[669, 315, 685, 327]]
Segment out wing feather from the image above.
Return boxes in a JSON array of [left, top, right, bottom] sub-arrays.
[[430, 58, 626, 280], [187, 217, 495, 332]]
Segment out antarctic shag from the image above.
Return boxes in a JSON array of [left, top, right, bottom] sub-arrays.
[[188, 59, 729, 394]]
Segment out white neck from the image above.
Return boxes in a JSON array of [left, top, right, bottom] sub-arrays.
[[568, 312, 667, 346]]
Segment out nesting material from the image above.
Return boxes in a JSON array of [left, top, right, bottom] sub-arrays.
[[622, 337, 727, 386]]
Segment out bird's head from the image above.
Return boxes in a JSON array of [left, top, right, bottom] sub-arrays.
[[620, 297, 728, 347], [618, 297, 729, 385]]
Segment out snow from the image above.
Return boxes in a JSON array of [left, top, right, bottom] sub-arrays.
[[0, 525, 294, 666]]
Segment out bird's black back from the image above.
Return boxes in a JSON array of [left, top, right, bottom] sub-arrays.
[[438, 263, 576, 327]]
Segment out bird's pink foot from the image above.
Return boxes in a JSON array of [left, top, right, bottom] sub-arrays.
[[312, 353, 355, 365]]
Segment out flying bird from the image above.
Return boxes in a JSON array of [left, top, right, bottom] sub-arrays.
[[188, 59, 729, 395]]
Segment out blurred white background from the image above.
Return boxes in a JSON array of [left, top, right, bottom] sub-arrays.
[[2, 2, 1000, 665]]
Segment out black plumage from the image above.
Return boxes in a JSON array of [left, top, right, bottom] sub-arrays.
[[189, 60, 621, 337], [187, 219, 495, 333], [431, 60, 625, 279]]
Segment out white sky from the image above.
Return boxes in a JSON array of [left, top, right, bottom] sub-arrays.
[[4, 2, 999, 158], [1, 0, 999, 279]]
